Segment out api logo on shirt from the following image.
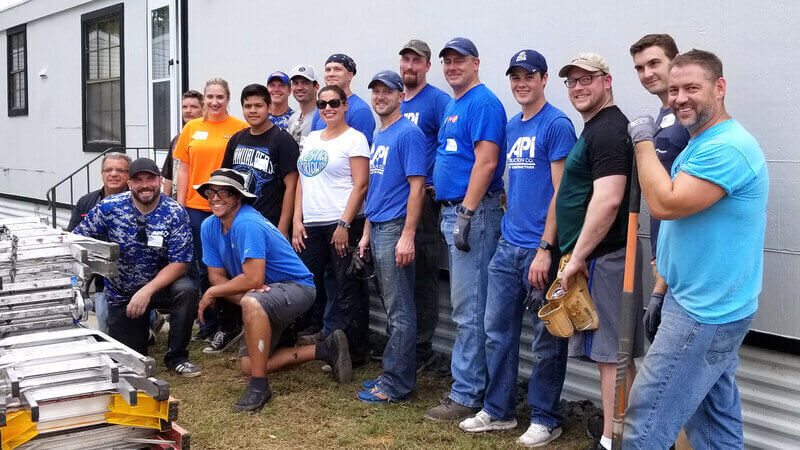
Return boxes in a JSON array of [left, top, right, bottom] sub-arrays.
[[370, 144, 389, 175], [507, 136, 536, 169], [404, 112, 420, 126], [297, 148, 329, 177]]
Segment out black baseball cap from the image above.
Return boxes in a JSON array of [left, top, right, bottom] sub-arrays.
[[129, 158, 160, 177]]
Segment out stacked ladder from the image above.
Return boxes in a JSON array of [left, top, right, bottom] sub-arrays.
[[0, 217, 189, 449]]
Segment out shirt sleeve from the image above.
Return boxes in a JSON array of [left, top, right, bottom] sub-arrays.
[[546, 117, 577, 162], [173, 121, 193, 164], [349, 108, 377, 145], [161, 136, 179, 179], [401, 128, 428, 177], [166, 206, 193, 263], [348, 131, 371, 159], [276, 131, 300, 178], [588, 124, 631, 180], [469, 99, 506, 147], [200, 218, 224, 268], [232, 219, 269, 265], [310, 111, 323, 132], [678, 142, 757, 194], [71, 201, 106, 239]]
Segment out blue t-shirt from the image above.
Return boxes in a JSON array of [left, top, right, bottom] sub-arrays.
[[502, 103, 576, 248], [201, 205, 314, 287], [649, 107, 690, 258], [401, 83, 451, 186], [657, 120, 768, 324], [73, 193, 192, 305], [433, 84, 506, 201], [311, 93, 376, 145], [364, 117, 427, 223], [270, 108, 295, 131]]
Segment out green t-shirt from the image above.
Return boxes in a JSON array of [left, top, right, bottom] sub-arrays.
[[556, 105, 632, 258]]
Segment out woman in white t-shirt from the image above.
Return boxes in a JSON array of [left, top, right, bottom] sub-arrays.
[[291, 85, 371, 358]]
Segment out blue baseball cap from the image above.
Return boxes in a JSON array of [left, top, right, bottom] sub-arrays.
[[506, 49, 548, 75], [439, 37, 479, 58], [368, 70, 404, 91], [267, 71, 290, 85]]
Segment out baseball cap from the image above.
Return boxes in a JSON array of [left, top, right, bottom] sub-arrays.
[[439, 37, 479, 58], [506, 49, 548, 75], [129, 158, 160, 177], [325, 54, 356, 75], [558, 52, 610, 77], [194, 169, 257, 203], [289, 64, 317, 82], [399, 39, 432, 60], [368, 70, 404, 91], [267, 71, 290, 85]]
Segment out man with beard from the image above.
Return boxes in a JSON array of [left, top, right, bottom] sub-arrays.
[[398, 39, 451, 372], [267, 71, 294, 131], [73, 158, 200, 377]]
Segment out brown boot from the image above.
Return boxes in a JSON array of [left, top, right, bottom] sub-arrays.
[[424, 397, 480, 422]]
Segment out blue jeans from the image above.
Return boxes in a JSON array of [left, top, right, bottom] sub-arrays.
[[484, 238, 568, 427], [441, 191, 503, 407], [371, 217, 417, 398], [624, 291, 754, 449], [94, 291, 108, 333]]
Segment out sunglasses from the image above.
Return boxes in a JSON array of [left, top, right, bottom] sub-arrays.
[[203, 188, 235, 199], [136, 215, 147, 243], [316, 99, 345, 110]]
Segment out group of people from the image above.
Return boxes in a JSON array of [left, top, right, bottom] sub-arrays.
[[67, 33, 768, 449]]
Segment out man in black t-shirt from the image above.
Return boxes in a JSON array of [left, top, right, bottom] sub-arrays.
[[554, 52, 643, 450], [221, 83, 299, 239], [162, 90, 204, 197]]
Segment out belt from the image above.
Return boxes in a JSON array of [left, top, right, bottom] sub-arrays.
[[439, 189, 504, 207]]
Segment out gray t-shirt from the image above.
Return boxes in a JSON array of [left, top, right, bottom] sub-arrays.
[[287, 108, 316, 152]]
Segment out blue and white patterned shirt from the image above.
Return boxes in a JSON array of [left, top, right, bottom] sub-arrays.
[[73, 192, 193, 305], [270, 108, 295, 131]]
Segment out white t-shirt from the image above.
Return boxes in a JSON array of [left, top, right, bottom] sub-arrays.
[[298, 127, 370, 225]]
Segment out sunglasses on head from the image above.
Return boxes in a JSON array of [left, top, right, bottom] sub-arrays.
[[136, 215, 147, 243], [316, 99, 344, 110], [202, 188, 235, 199]]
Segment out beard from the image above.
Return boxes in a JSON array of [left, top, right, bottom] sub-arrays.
[[402, 72, 419, 89], [132, 187, 158, 205], [679, 106, 714, 134]]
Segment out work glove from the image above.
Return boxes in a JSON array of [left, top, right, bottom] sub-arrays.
[[523, 287, 546, 313], [628, 115, 658, 144], [453, 212, 472, 252], [643, 292, 665, 342]]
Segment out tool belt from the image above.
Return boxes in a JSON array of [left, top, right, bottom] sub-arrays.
[[537, 253, 600, 338]]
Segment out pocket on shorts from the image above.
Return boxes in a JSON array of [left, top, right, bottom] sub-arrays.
[[705, 318, 751, 365]]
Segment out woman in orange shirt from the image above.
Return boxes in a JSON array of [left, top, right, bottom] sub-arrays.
[[174, 78, 247, 343]]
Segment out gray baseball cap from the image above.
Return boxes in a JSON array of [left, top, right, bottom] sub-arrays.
[[399, 39, 432, 60]]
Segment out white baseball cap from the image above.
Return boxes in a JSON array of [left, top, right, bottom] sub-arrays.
[[289, 64, 317, 83]]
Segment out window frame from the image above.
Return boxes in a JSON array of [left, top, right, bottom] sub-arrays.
[[6, 23, 28, 117], [80, 3, 126, 153]]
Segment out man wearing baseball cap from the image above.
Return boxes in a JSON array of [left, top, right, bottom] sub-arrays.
[[310, 53, 377, 145], [72, 158, 201, 377], [267, 71, 294, 131], [458, 49, 576, 447], [425, 37, 507, 422], [398, 39, 451, 373], [287, 64, 320, 146], [355, 70, 427, 403], [196, 168, 352, 411], [555, 53, 643, 450]]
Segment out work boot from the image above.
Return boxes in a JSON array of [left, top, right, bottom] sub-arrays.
[[424, 397, 480, 422], [317, 329, 352, 384], [233, 384, 272, 412]]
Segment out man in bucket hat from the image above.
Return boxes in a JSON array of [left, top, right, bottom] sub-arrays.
[[196, 168, 352, 412]]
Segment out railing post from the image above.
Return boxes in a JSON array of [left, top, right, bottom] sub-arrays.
[[50, 189, 57, 229]]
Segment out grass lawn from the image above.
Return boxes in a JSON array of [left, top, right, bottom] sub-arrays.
[[155, 336, 594, 449]]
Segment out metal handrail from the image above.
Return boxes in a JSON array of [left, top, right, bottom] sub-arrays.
[[45, 146, 169, 228]]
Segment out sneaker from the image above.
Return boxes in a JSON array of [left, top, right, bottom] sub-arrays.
[[297, 330, 324, 346], [151, 311, 166, 335], [321, 364, 333, 373], [320, 330, 352, 384], [517, 423, 562, 447], [357, 386, 395, 404], [192, 328, 215, 343], [416, 353, 438, 375], [459, 409, 517, 432], [586, 413, 603, 442], [203, 330, 244, 354], [233, 385, 272, 412], [170, 361, 202, 377], [147, 329, 157, 346], [361, 376, 381, 390], [424, 397, 480, 422]]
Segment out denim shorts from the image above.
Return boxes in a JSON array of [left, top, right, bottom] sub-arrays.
[[238, 281, 316, 356]]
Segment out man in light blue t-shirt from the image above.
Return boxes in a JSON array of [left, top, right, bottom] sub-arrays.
[[625, 50, 768, 449], [458, 50, 576, 447], [425, 37, 507, 423], [356, 70, 427, 404], [398, 39, 451, 372]]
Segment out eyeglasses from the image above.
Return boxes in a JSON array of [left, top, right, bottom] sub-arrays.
[[202, 188, 235, 199], [136, 215, 147, 243], [316, 99, 344, 110], [441, 56, 472, 66], [102, 168, 129, 174], [564, 74, 605, 88]]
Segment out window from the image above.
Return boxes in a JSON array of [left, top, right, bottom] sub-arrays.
[[81, 4, 125, 152], [7, 24, 28, 116]]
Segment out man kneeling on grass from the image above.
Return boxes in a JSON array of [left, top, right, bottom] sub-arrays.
[[196, 169, 352, 411]]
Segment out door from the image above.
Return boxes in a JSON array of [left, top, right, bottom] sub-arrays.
[[147, 0, 179, 151]]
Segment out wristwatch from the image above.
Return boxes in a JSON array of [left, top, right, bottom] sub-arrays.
[[538, 239, 555, 252], [457, 205, 475, 217], [337, 219, 351, 229]]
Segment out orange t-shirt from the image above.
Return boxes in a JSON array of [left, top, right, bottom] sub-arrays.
[[174, 115, 248, 211]]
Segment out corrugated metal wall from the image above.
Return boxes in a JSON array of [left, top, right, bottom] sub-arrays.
[[369, 281, 800, 449], [0, 197, 70, 228]]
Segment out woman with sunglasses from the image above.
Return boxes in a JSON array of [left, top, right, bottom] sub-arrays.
[[293, 85, 370, 365], [174, 78, 248, 344]]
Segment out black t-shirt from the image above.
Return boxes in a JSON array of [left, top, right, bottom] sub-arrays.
[[160, 135, 180, 180], [556, 105, 632, 258], [221, 126, 299, 225]]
